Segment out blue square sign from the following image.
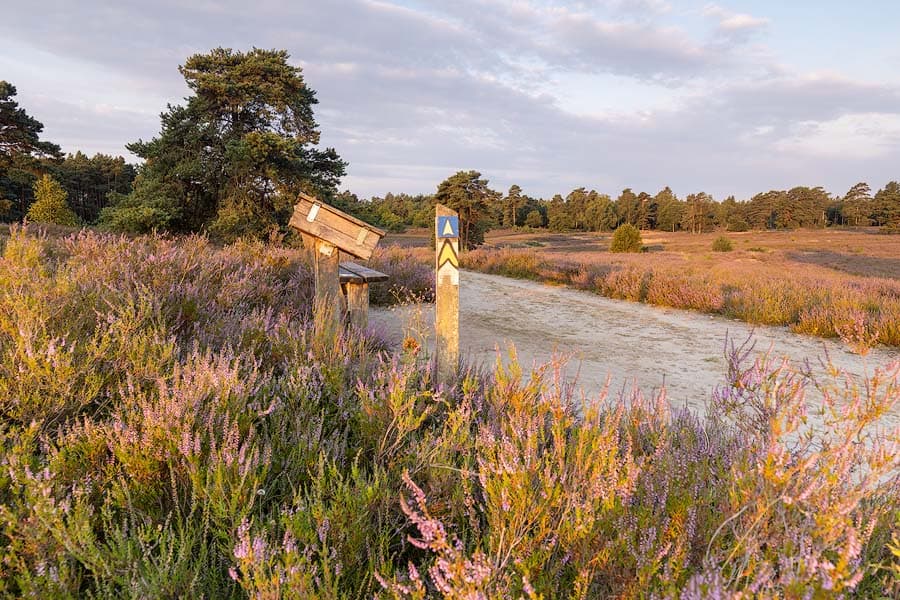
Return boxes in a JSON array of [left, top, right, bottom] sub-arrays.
[[436, 215, 459, 238]]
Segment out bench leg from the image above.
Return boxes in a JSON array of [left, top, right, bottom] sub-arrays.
[[345, 282, 369, 330]]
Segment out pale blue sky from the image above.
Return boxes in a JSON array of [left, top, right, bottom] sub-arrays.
[[2, 0, 899, 200]]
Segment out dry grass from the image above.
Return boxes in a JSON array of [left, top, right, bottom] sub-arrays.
[[483, 228, 900, 279], [435, 228, 900, 350], [387, 227, 900, 279]]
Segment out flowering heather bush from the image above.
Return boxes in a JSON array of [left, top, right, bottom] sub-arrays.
[[463, 247, 900, 351], [367, 245, 435, 305], [0, 225, 897, 598]]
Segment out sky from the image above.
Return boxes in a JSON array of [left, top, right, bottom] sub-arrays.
[[3, 0, 900, 200]]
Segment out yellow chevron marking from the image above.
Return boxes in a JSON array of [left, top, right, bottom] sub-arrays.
[[438, 239, 458, 268]]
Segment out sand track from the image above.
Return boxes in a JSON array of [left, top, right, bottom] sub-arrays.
[[371, 271, 900, 413]]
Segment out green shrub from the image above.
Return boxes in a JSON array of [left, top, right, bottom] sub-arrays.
[[712, 236, 734, 252], [99, 179, 183, 233], [726, 215, 750, 232], [26, 175, 79, 227], [524, 210, 543, 228], [609, 223, 642, 253]]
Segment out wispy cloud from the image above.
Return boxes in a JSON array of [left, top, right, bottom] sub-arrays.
[[2, 0, 898, 200]]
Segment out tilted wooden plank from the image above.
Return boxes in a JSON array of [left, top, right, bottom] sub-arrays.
[[339, 261, 389, 283], [339, 266, 365, 284], [297, 192, 383, 232], [289, 195, 386, 260]]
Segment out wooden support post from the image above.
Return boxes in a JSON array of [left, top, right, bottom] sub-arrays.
[[339, 261, 388, 331], [435, 204, 460, 384], [345, 282, 369, 330], [302, 232, 343, 325]]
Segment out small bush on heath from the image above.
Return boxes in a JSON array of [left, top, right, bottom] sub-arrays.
[[610, 223, 643, 253], [712, 235, 734, 252]]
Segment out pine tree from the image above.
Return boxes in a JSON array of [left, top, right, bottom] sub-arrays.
[[434, 171, 497, 249], [503, 184, 523, 228]]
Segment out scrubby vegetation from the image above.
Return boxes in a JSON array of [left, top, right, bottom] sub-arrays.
[[711, 235, 733, 252], [0, 226, 897, 598], [463, 246, 900, 351]]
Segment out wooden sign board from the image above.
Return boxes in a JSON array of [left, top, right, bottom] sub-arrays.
[[289, 192, 386, 260]]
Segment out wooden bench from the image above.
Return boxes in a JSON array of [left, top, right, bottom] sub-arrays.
[[339, 261, 388, 329]]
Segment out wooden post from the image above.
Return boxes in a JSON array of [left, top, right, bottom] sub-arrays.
[[301, 232, 343, 325], [435, 204, 460, 383], [345, 282, 369, 330], [339, 261, 388, 331]]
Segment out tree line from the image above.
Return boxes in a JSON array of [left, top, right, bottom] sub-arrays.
[[2, 50, 899, 245], [343, 176, 900, 247]]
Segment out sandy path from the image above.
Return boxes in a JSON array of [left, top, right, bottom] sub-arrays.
[[371, 271, 900, 413]]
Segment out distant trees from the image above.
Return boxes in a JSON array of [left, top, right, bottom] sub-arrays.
[[841, 182, 872, 226], [345, 176, 899, 238], [525, 209, 544, 228], [655, 187, 683, 232], [1, 81, 135, 223], [681, 192, 716, 234], [49, 153, 136, 222], [873, 182, 900, 228], [362, 192, 435, 231], [584, 191, 616, 231], [4, 76, 900, 238], [547, 194, 572, 231], [101, 48, 346, 240], [502, 185, 524, 227], [616, 188, 641, 228]]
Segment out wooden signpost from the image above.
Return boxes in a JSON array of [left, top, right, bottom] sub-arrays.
[[289, 192, 386, 328], [435, 204, 460, 383]]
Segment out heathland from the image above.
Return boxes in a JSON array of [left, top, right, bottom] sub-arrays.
[[0, 224, 897, 598], [2, 46, 900, 599], [450, 228, 900, 354]]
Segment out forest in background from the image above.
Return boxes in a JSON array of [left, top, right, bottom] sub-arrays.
[[337, 178, 900, 240]]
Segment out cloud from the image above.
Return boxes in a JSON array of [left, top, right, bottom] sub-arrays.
[[774, 113, 900, 159], [2, 0, 899, 202], [703, 3, 769, 43], [549, 13, 713, 78], [716, 74, 900, 125]]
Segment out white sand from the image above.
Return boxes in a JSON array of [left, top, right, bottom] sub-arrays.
[[371, 270, 900, 414]]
